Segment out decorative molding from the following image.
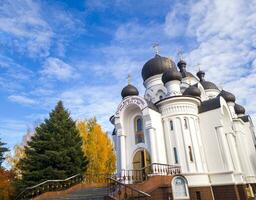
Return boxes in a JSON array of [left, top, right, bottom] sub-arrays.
[[116, 96, 147, 115], [160, 104, 198, 117]]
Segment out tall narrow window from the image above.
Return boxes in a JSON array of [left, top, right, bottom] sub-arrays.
[[134, 116, 144, 144], [188, 146, 193, 162], [170, 120, 174, 131], [173, 147, 179, 164], [184, 118, 188, 129]]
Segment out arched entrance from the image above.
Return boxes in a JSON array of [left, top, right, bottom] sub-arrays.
[[132, 149, 151, 181]]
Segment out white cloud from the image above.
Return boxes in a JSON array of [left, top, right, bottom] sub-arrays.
[[164, 0, 256, 123], [8, 95, 36, 105], [0, 0, 52, 57], [164, 3, 191, 38], [41, 57, 77, 81]]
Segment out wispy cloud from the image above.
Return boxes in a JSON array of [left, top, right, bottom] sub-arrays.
[[1, 0, 255, 150], [8, 95, 36, 105], [41, 57, 77, 81], [0, 0, 52, 57], [167, 0, 256, 122]]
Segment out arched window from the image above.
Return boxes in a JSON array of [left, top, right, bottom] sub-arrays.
[[184, 118, 188, 129], [134, 116, 144, 144], [172, 176, 189, 199], [188, 146, 193, 162], [170, 120, 174, 131], [173, 147, 179, 164]]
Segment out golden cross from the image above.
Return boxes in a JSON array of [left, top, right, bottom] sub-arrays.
[[127, 74, 132, 84], [195, 63, 201, 71], [152, 43, 160, 55], [177, 49, 184, 60]]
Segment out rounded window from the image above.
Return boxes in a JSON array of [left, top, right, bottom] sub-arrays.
[[134, 116, 144, 144], [172, 176, 189, 199]]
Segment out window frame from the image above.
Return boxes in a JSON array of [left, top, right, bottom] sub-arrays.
[[134, 116, 145, 144], [188, 146, 194, 162], [173, 147, 179, 164], [170, 120, 174, 131], [172, 176, 190, 200], [184, 118, 188, 129]]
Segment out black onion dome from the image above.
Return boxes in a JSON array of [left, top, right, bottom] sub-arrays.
[[142, 54, 176, 81], [200, 81, 219, 90], [177, 59, 196, 78], [177, 60, 186, 68], [234, 103, 245, 115], [196, 70, 205, 80], [162, 68, 182, 84], [121, 84, 139, 98], [196, 70, 219, 90], [219, 90, 236, 102], [183, 85, 201, 97]]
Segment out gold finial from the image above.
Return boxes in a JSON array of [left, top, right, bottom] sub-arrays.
[[127, 74, 131, 84], [152, 43, 160, 55], [177, 49, 184, 60], [195, 63, 201, 71]]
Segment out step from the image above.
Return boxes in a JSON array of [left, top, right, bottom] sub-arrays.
[[49, 187, 108, 200]]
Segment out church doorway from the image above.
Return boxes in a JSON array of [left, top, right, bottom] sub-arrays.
[[132, 149, 151, 181]]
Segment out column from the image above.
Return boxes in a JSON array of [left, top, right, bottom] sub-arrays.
[[119, 134, 126, 172], [215, 126, 234, 171], [147, 128, 158, 164], [226, 132, 242, 172], [162, 119, 172, 164], [235, 131, 254, 177]]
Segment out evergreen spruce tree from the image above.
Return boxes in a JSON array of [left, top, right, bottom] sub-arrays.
[[18, 101, 87, 190], [0, 137, 8, 168]]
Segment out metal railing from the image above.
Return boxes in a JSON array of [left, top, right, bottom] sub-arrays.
[[120, 163, 181, 183], [108, 177, 151, 200], [15, 173, 112, 200], [15, 163, 180, 200], [15, 174, 84, 200]]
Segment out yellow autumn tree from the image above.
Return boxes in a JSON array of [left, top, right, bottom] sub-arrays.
[[77, 118, 116, 176], [6, 144, 26, 180]]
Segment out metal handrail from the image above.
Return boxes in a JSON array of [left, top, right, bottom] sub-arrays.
[[15, 173, 112, 200], [26, 174, 81, 190], [108, 177, 151, 197], [108, 177, 151, 199], [120, 163, 181, 183], [15, 173, 84, 200]]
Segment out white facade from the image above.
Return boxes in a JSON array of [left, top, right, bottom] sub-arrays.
[[110, 54, 256, 188]]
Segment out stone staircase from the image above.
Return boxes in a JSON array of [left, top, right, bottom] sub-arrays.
[[48, 187, 108, 200]]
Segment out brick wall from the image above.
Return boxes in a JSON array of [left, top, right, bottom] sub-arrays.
[[212, 185, 240, 200], [189, 186, 214, 200]]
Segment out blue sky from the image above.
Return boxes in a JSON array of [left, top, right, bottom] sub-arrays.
[[0, 0, 256, 151]]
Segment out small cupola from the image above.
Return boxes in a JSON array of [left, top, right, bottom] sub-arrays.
[[162, 68, 182, 97], [183, 85, 201, 97], [177, 60, 187, 77], [196, 70, 219, 90], [218, 90, 236, 103], [121, 84, 139, 98], [162, 68, 182, 84], [177, 59, 196, 79], [234, 103, 245, 115]]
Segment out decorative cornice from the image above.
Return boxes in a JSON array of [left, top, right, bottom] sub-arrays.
[[159, 104, 198, 117]]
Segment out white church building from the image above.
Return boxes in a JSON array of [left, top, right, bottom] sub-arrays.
[[110, 52, 256, 200]]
